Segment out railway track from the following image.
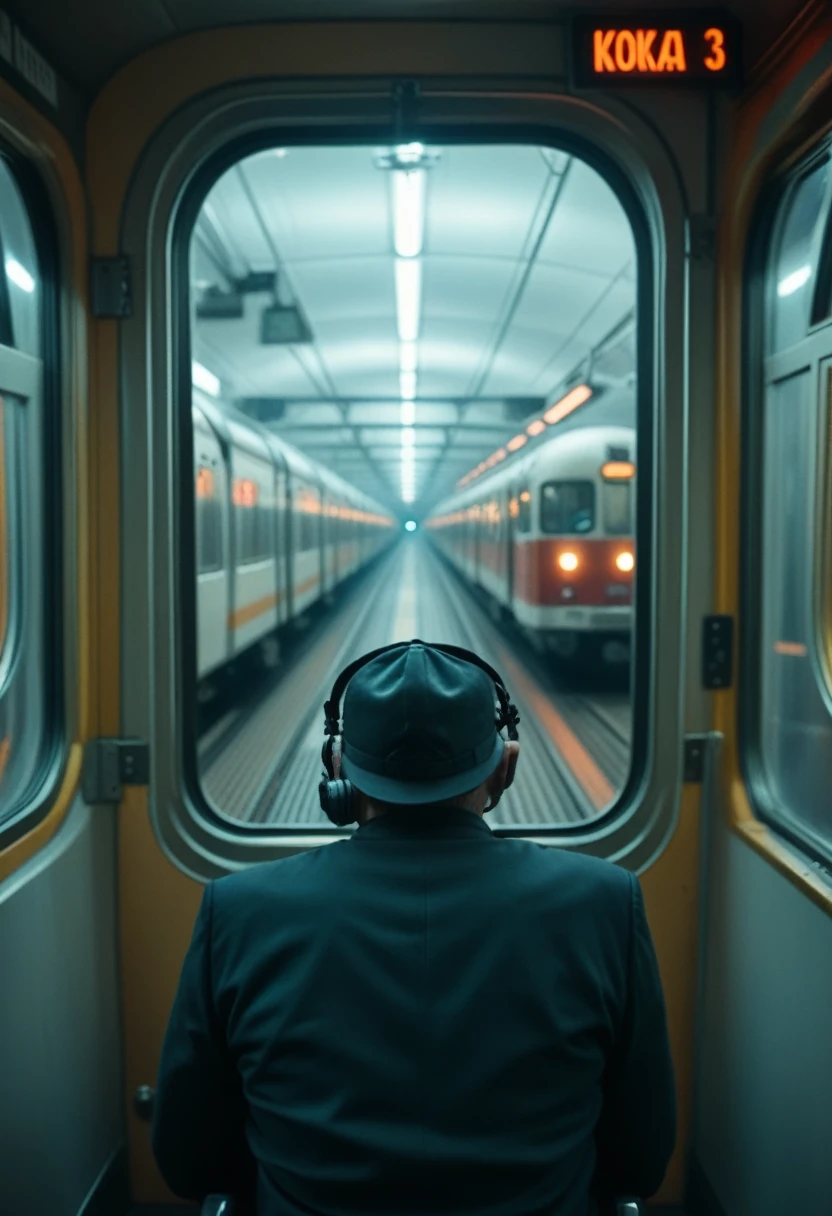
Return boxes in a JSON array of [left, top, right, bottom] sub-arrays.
[[198, 538, 632, 828]]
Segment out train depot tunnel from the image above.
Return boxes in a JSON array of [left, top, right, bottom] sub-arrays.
[[188, 141, 638, 828]]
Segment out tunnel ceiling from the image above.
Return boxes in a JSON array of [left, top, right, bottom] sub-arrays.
[[192, 142, 636, 509]]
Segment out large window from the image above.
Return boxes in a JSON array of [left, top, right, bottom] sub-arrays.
[[0, 155, 57, 830], [187, 140, 640, 834], [745, 145, 832, 862]]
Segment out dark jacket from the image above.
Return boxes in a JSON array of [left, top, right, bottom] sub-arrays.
[[153, 807, 675, 1216]]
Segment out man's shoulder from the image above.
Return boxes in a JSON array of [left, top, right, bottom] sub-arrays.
[[499, 835, 633, 901], [212, 841, 339, 904]]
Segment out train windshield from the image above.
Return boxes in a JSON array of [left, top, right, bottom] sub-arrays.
[[186, 140, 640, 833], [541, 481, 595, 534]]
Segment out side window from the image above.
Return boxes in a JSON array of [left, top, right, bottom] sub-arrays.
[[603, 481, 633, 535], [540, 480, 595, 534], [517, 487, 531, 534], [196, 463, 223, 573], [0, 156, 57, 826], [746, 145, 832, 862], [233, 474, 270, 564], [769, 158, 828, 353]]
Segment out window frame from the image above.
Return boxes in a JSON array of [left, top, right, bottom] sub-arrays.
[[741, 132, 832, 873], [171, 125, 654, 849], [0, 146, 64, 850]]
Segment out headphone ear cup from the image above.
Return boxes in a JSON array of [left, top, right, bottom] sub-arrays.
[[321, 736, 335, 778], [318, 777, 356, 827]]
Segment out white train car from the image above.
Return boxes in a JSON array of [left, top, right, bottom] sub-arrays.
[[194, 398, 395, 685]]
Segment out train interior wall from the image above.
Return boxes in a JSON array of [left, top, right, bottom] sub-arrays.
[[0, 801, 124, 1213], [692, 787, 832, 1214], [0, 27, 125, 1216]]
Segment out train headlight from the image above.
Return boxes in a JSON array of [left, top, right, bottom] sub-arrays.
[[615, 552, 635, 573], [558, 551, 579, 572]]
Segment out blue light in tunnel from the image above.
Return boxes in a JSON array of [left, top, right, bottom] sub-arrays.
[[404, 520, 418, 532]]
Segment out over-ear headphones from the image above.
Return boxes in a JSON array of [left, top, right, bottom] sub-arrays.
[[318, 639, 520, 827]]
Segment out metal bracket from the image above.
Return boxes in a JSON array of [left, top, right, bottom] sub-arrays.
[[683, 734, 709, 783], [392, 79, 421, 145], [91, 256, 132, 318], [82, 737, 149, 804]]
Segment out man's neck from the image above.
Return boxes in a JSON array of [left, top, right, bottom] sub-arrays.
[[359, 800, 484, 826]]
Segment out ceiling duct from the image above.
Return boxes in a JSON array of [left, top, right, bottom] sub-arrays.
[[236, 397, 285, 422], [260, 302, 313, 345], [196, 285, 244, 319], [236, 271, 277, 294]]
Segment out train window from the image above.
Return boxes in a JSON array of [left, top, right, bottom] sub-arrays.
[[196, 465, 223, 573], [516, 489, 532, 534], [187, 140, 638, 833], [0, 156, 58, 832], [541, 481, 595, 534], [238, 505, 270, 564], [769, 157, 829, 353], [603, 482, 632, 535], [745, 141, 832, 863]]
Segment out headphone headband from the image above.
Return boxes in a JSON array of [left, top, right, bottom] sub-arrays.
[[318, 639, 520, 827], [323, 639, 520, 743]]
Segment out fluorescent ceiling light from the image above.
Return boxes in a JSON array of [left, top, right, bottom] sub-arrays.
[[527, 419, 546, 436], [400, 341, 417, 373], [395, 258, 421, 342], [396, 142, 425, 165], [192, 360, 221, 397], [405, 520, 417, 532], [777, 265, 811, 297], [543, 383, 593, 426], [392, 170, 426, 258], [402, 489, 415, 503], [401, 401, 415, 426], [401, 427, 416, 448], [400, 370, 416, 400], [507, 434, 528, 452], [6, 259, 34, 292]]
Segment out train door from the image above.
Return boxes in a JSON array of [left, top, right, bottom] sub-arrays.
[[506, 483, 517, 612], [320, 488, 332, 596], [103, 32, 717, 1211], [316, 480, 326, 598], [193, 411, 230, 678], [274, 453, 289, 627]]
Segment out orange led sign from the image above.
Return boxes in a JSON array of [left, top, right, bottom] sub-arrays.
[[572, 14, 741, 86], [601, 460, 636, 480]]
